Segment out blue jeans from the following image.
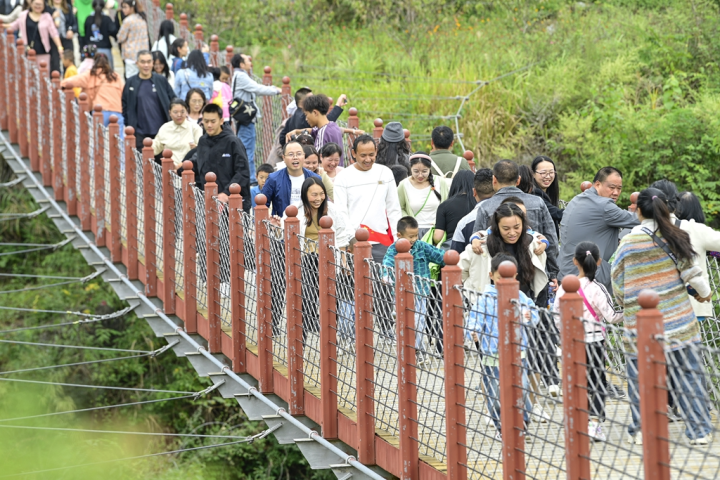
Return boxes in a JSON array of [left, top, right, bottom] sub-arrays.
[[482, 360, 532, 432], [103, 111, 124, 169], [627, 345, 712, 439], [237, 123, 257, 184]]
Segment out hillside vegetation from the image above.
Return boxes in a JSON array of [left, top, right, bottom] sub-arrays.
[[175, 0, 720, 216]]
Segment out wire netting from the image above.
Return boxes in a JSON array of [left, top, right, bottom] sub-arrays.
[[240, 211, 258, 346], [85, 112, 95, 213], [408, 273, 446, 464], [170, 172, 183, 297], [298, 236, 320, 390], [45, 77, 54, 174], [264, 222, 288, 368], [213, 198, 232, 330], [117, 134, 127, 244], [366, 259, 399, 438], [132, 149, 145, 264], [60, 90, 67, 183], [191, 185, 207, 315], [330, 245, 357, 413], [100, 123, 111, 230], [150, 160, 164, 277]]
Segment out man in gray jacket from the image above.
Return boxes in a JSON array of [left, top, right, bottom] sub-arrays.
[[230, 52, 282, 183], [558, 166, 638, 290], [473, 160, 559, 283]]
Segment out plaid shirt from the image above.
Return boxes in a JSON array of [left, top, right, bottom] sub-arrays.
[[116, 14, 149, 62], [382, 240, 445, 294]]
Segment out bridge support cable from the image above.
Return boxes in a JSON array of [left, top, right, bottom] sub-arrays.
[[0, 377, 196, 394], [0, 268, 105, 295], [0, 305, 136, 334], [0, 235, 75, 257]]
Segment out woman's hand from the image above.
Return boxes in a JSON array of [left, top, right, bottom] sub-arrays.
[[269, 215, 281, 227], [471, 233, 486, 255], [533, 236, 547, 255], [695, 293, 713, 303]]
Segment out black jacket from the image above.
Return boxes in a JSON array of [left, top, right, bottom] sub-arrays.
[[279, 105, 343, 146], [182, 127, 251, 212], [83, 14, 117, 49], [532, 186, 563, 234], [121, 73, 176, 131]]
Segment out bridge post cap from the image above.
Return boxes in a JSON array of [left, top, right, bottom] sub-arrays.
[[348, 107, 358, 116], [396, 238, 411, 253], [27, 48, 34, 56], [319, 216, 333, 229], [581, 181, 592, 192], [225, 45, 233, 53], [355, 228, 369, 242], [205, 172, 217, 183], [254, 193, 267, 205], [51, 70, 60, 79], [180, 13, 187, 20], [78, 92, 88, 101], [143, 137, 153, 147], [403, 129, 411, 139], [108, 115, 118, 124], [498, 260, 517, 279], [638, 289, 660, 309], [373, 118, 383, 128], [630, 192, 640, 204], [229, 183, 241, 195], [443, 250, 460, 266], [263, 66, 271, 74], [124, 126, 135, 136], [93, 104, 103, 112], [210, 34, 218, 41], [284, 204, 298, 217], [282, 76, 290, 84], [463, 150, 475, 160], [162, 149, 173, 159], [194, 23, 202, 30], [182, 160, 193, 170], [16, 38, 24, 46], [39, 60, 47, 68], [561, 275, 580, 294]]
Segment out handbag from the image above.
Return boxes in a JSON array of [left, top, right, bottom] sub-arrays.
[[230, 73, 258, 126]]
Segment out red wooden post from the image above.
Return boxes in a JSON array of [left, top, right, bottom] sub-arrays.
[[496, 261, 525, 480], [194, 24, 203, 49], [319, 216, 338, 438], [179, 13, 188, 36], [353, 229, 375, 464], [27, 49, 38, 171], [165, 3, 174, 20], [254, 193, 273, 393], [93, 104, 106, 247], [162, 149, 176, 315], [442, 250, 468, 480], [124, 127, 138, 280], [107, 116, 121, 261], [558, 275, 590, 480], [637, 290, 670, 480], [51, 71, 63, 200], [464, 150, 475, 173], [261, 66, 274, 163], [280, 76, 292, 121], [204, 172, 221, 352], [284, 205, 304, 415], [152, 0, 160, 7], [181, 160, 198, 332], [17, 41, 28, 158], [142, 137, 157, 296], [372, 118, 383, 140], [78, 93, 92, 231], [403, 128, 411, 151], [63, 86, 77, 215], [39, 60, 52, 186], [395, 238, 418, 480], [228, 184, 246, 373], [7, 31, 17, 143], [346, 108, 359, 164], [209, 35, 219, 67], [225, 46, 234, 67], [0, 22, 6, 132]]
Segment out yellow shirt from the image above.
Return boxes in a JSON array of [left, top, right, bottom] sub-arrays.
[[64, 65, 80, 98]]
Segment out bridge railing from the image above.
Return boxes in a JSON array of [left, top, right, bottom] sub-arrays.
[[3, 28, 720, 480]]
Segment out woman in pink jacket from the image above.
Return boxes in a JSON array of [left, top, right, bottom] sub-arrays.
[[6, 0, 64, 75]]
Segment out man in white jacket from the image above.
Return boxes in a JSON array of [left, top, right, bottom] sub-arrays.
[[334, 135, 402, 263]]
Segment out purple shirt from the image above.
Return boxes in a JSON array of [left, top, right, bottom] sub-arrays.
[[312, 122, 344, 162]]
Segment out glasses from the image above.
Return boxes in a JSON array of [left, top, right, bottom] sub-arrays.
[[284, 153, 304, 159], [535, 170, 555, 177], [189, 100, 204, 105]]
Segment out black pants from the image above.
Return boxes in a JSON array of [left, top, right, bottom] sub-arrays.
[[586, 340, 607, 421], [527, 310, 560, 387]]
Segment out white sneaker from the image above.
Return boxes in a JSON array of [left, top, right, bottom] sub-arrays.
[[548, 384, 561, 397], [532, 403, 550, 423], [588, 421, 606, 442], [689, 433, 713, 445], [627, 431, 643, 445]]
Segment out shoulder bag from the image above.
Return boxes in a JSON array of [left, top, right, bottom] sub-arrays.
[[229, 73, 258, 127]]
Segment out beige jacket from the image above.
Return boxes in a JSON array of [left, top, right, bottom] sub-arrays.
[[459, 231, 548, 296], [152, 119, 204, 168]]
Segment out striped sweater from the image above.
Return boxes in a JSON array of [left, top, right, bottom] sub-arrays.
[[611, 220, 710, 350]]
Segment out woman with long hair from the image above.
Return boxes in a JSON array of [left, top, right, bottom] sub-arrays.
[[116, 0, 148, 78], [397, 152, 449, 239], [676, 191, 706, 224], [185, 88, 206, 125], [433, 169, 476, 245], [49, 0, 76, 54], [61, 52, 124, 128], [531, 156, 563, 233], [151, 19, 175, 61], [376, 121, 411, 169], [174, 49, 213, 100], [152, 50, 174, 89], [7, 0, 63, 75], [82, 0, 116, 68], [612, 188, 713, 445], [168, 37, 188, 73]]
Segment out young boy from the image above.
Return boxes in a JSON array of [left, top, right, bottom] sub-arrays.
[[251, 164, 274, 208], [285, 94, 345, 163], [62, 50, 80, 98], [465, 253, 539, 439], [382, 216, 446, 361]]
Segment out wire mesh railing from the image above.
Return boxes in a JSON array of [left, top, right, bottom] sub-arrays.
[[100, 123, 111, 230], [265, 222, 288, 368], [60, 90, 67, 182], [150, 160, 164, 277], [192, 185, 207, 315], [170, 172, 183, 297], [298, 236, 321, 390], [240, 211, 258, 346], [85, 112, 95, 213], [330, 245, 357, 413], [132, 149, 145, 264], [117, 135, 127, 244], [213, 198, 232, 329]]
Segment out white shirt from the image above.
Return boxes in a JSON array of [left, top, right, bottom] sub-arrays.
[[403, 181, 440, 228], [333, 163, 402, 242], [289, 173, 305, 206]]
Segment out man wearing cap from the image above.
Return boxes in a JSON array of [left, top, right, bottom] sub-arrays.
[[429, 125, 470, 178]]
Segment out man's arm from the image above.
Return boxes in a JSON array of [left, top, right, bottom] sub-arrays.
[[327, 105, 344, 123], [228, 141, 251, 211], [121, 83, 129, 126], [232, 71, 280, 97], [603, 202, 639, 229], [472, 206, 490, 237], [260, 174, 276, 210]]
